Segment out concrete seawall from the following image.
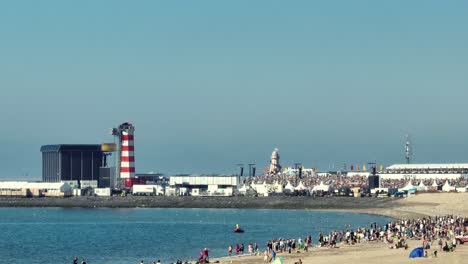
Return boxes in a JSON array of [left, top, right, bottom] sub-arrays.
[[0, 196, 397, 210]]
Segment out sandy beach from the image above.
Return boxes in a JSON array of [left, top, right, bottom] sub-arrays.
[[216, 193, 468, 264]]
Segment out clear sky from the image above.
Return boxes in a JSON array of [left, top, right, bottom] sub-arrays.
[[1, 0, 468, 178]]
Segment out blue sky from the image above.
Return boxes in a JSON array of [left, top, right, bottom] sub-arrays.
[[1, 1, 468, 178]]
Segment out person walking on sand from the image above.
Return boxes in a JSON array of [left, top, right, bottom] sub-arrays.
[[228, 245, 233, 256], [235, 244, 240, 255], [263, 250, 269, 264]]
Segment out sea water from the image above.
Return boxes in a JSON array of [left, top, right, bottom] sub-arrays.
[[0, 208, 392, 264]]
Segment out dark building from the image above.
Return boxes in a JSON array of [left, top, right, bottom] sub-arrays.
[[368, 175, 380, 189], [41, 144, 103, 183]]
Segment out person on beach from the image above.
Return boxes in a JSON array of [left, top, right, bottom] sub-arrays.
[[198, 251, 204, 263], [73, 257, 78, 264], [240, 243, 244, 254], [235, 244, 240, 255], [203, 248, 209, 262], [263, 250, 269, 264], [81, 258, 87, 264], [228, 245, 232, 256]]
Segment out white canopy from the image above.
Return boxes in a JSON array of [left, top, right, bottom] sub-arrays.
[[295, 181, 306, 191], [386, 163, 468, 170], [312, 181, 330, 192], [284, 181, 295, 192], [432, 181, 439, 187], [238, 184, 248, 193], [442, 180, 455, 192], [416, 181, 427, 191], [402, 181, 414, 190]]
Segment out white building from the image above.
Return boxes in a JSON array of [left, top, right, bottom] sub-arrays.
[[169, 175, 239, 196], [380, 163, 468, 180], [0, 181, 72, 197]]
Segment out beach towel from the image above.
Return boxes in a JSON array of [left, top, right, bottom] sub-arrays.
[[271, 256, 284, 264]]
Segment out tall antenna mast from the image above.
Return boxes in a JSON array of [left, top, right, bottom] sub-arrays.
[[405, 134, 412, 164]]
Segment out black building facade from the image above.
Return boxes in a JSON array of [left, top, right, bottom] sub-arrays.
[[41, 145, 103, 183]]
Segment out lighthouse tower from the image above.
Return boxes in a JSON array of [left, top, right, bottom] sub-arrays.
[[111, 122, 136, 188], [269, 148, 281, 174], [120, 122, 135, 179]]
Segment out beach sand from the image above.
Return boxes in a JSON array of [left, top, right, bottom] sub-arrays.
[[216, 193, 468, 264]]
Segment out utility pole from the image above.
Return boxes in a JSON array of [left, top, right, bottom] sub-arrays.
[[248, 164, 256, 177]]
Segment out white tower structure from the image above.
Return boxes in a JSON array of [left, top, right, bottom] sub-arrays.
[[405, 134, 412, 164], [111, 122, 136, 188], [269, 148, 281, 174]]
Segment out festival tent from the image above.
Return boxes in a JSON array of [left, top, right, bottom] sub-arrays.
[[249, 182, 265, 196], [238, 184, 248, 194], [312, 181, 330, 192], [295, 181, 306, 191], [442, 180, 456, 192], [401, 181, 416, 193], [416, 181, 427, 191], [409, 247, 424, 258], [273, 181, 284, 193], [284, 181, 295, 193]]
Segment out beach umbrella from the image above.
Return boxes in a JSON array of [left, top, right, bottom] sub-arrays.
[[271, 257, 283, 264], [409, 247, 424, 258]]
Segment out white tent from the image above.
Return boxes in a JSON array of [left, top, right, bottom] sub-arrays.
[[284, 181, 295, 193], [273, 181, 284, 193], [401, 181, 415, 191], [432, 181, 439, 187], [442, 180, 455, 192], [251, 182, 268, 196], [312, 181, 330, 192], [238, 184, 248, 194], [416, 181, 427, 191], [295, 181, 306, 191]]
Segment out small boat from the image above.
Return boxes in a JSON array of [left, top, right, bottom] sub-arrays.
[[234, 224, 244, 233]]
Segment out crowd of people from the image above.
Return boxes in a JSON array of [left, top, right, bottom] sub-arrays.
[[256, 215, 467, 262], [380, 178, 468, 189], [245, 173, 369, 189], [243, 173, 468, 192]]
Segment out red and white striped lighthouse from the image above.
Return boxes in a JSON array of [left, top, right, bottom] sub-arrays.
[[119, 122, 135, 179]]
